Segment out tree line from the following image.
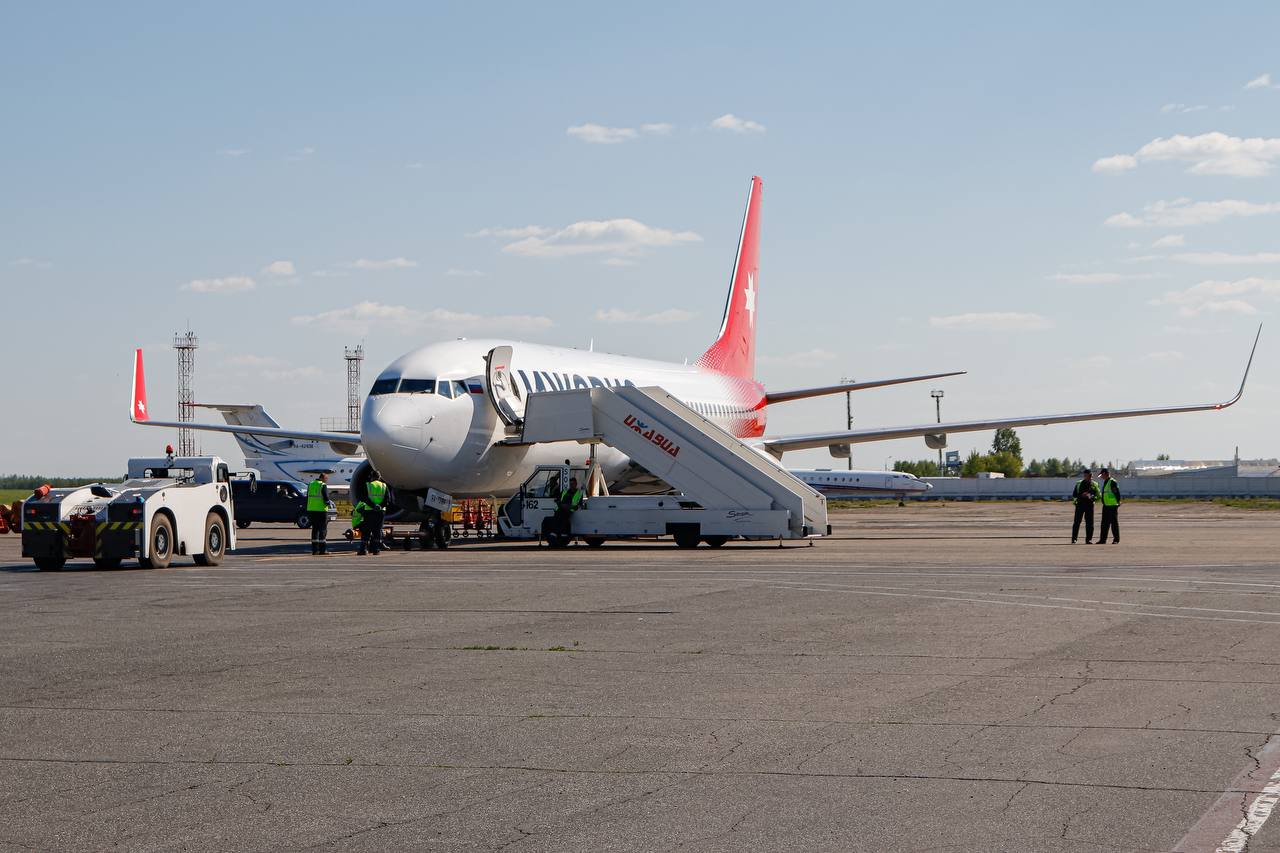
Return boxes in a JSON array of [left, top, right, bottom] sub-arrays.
[[0, 475, 117, 490], [892, 429, 1116, 478]]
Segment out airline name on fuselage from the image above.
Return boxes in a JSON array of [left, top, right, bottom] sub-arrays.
[[515, 369, 637, 394]]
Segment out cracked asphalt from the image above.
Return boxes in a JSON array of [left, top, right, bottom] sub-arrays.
[[2, 502, 1280, 851]]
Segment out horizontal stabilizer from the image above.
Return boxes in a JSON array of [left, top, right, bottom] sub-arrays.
[[764, 371, 966, 405]]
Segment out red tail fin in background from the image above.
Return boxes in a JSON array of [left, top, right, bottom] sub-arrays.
[[131, 349, 150, 422], [697, 176, 762, 380]]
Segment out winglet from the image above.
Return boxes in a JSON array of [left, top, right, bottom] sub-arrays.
[[1219, 323, 1262, 409], [131, 349, 149, 422]]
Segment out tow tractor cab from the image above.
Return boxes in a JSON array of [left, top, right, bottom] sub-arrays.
[[21, 456, 236, 571]]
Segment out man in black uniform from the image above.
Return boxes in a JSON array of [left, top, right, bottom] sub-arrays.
[[306, 472, 330, 555], [554, 476, 584, 538], [1071, 469, 1100, 544], [1097, 467, 1122, 544]]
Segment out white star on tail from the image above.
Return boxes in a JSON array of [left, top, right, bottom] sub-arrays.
[[743, 271, 756, 327], [137, 400, 146, 415]]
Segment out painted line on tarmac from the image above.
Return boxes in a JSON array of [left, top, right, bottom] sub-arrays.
[[1174, 733, 1280, 852], [768, 585, 1280, 625], [766, 579, 1280, 620]]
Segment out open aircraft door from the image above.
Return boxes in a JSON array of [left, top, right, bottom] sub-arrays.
[[484, 345, 525, 428]]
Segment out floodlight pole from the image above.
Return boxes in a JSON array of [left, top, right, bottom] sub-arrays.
[[931, 389, 945, 473], [841, 376, 854, 470]]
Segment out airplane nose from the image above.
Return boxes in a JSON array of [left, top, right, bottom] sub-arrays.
[[361, 397, 428, 484]]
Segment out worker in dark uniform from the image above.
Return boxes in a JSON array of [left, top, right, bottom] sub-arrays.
[[356, 473, 388, 556], [1097, 468, 1121, 544], [554, 476, 584, 538], [1071, 469, 1100, 544], [306, 472, 330, 555]]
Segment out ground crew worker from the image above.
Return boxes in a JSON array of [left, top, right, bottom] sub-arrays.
[[1097, 467, 1121, 544], [554, 476, 584, 538], [1071, 468, 1100, 544], [356, 473, 388, 556], [307, 472, 330, 555]]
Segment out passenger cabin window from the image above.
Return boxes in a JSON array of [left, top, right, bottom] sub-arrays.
[[370, 377, 400, 395], [399, 379, 435, 394]]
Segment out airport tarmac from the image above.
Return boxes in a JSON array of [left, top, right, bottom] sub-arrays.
[[2, 502, 1280, 852]]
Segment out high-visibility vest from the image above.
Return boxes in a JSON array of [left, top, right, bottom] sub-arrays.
[[559, 488, 583, 510], [307, 480, 327, 512], [1101, 478, 1120, 506], [1073, 480, 1099, 505], [367, 480, 387, 506]]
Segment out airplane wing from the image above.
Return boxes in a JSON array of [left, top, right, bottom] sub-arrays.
[[764, 371, 966, 405], [129, 350, 363, 451], [758, 325, 1261, 457]]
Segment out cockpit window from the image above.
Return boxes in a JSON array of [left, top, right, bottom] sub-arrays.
[[454, 381, 470, 397], [399, 378, 435, 395], [438, 380, 454, 399], [370, 377, 400, 395]]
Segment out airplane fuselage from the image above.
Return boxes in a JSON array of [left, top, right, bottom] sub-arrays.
[[360, 338, 767, 497]]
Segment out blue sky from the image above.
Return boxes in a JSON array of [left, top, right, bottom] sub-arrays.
[[2, 3, 1277, 474]]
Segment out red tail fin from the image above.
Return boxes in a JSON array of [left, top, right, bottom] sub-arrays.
[[131, 349, 150, 422], [697, 176, 762, 379]]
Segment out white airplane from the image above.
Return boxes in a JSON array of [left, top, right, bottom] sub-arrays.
[[199, 402, 926, 498], [129, 176, 1260, 523], [793, 469, 930, 498], [193, 403, 364, 486]]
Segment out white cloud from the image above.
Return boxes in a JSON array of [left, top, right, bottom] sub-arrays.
[[1245, 73, 1274, 90], [710, 113, 766, 134], [287, 146, 316, 161], [1172, 251, 1280, 265], [1092, 154, 1137, 174], [1104, 198, 1280, 228], [9, 257, 51, 268], [594, 307, 695, 325], [640, 122, 674, 135], [928, 312, 1052, 331], [1149, 277, 1280, 316], [1143, 350, 1185, 363], [500, 218, 702, 259], [183, 276, 255, 293], [567, 123, 637, 144], [218, 148, 248, 157], [1066, 354, 1113, 369], [467, 225, 551, 239], [1152, 234, 1185, 249], [1096, 133, 1280, 177], [350, 257, 417, 270], [1160, 103, 1207, 114], [758, 349, 838, 367], [262, 260, 296, 277], [407, 162, 425, 170], [1047, 272, 1160, 284], [226, 355, 324, 381], [291, 301, 553, 335], [445, 267, 484, 277]]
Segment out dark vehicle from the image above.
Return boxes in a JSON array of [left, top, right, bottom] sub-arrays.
[[230, 479, 337, 529]]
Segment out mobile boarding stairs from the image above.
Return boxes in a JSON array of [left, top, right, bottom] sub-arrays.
[[493, 384, 829, 548]]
